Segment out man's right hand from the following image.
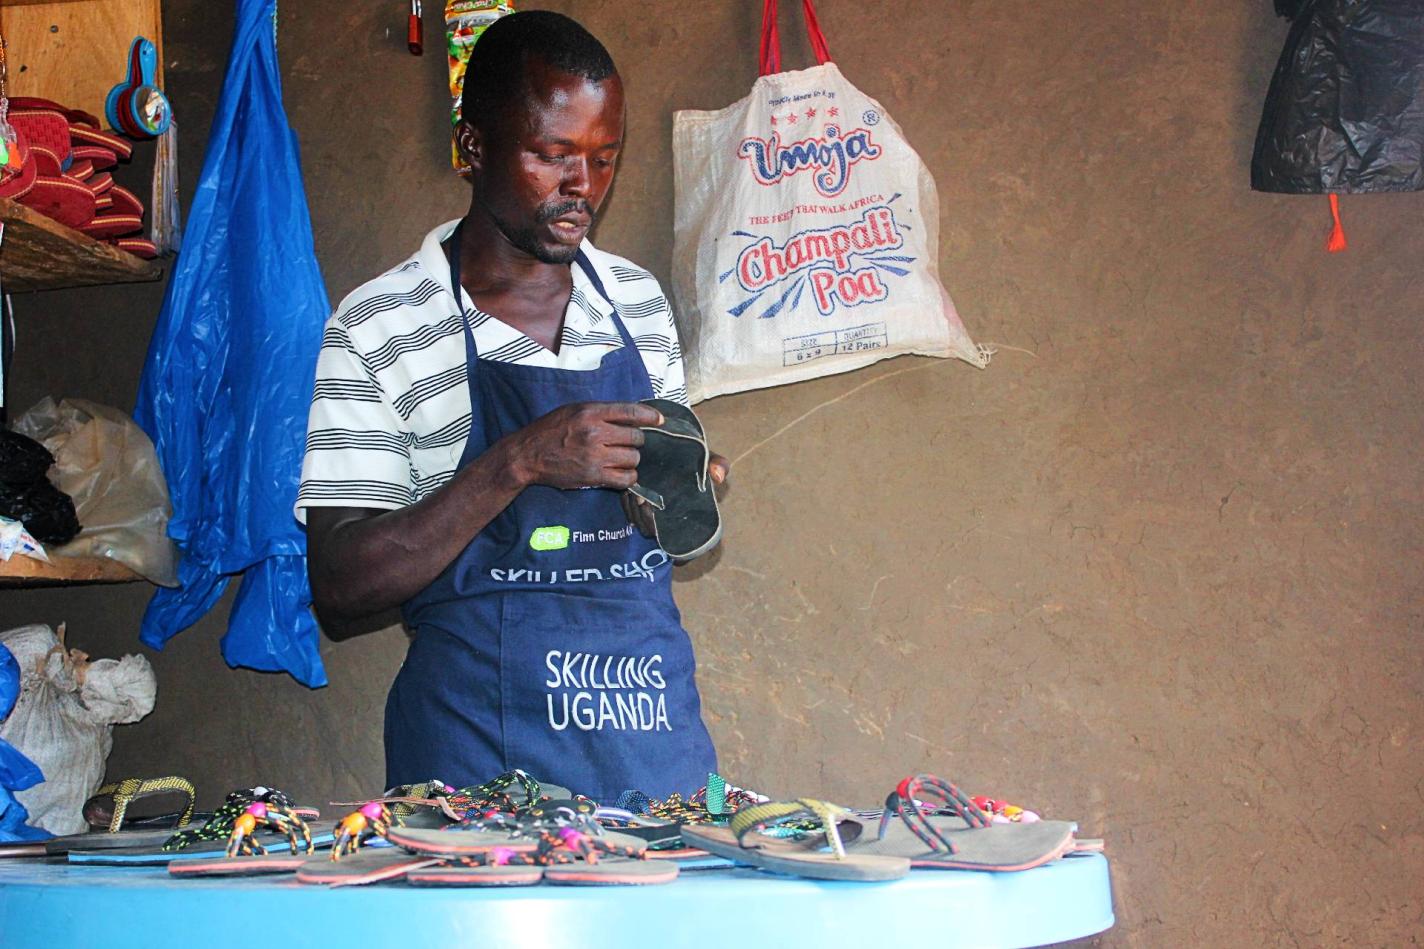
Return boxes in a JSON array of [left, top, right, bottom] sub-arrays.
[[503, 401, 664, 491]]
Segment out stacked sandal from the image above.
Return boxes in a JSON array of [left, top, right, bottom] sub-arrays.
[[682, 773, 1101, 882], [1, 97, 157, 258]]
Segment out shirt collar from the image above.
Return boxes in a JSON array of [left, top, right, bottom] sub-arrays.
[[416, 218, 613, 317]]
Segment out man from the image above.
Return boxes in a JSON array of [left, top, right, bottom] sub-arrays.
[[297, 11, 724, 800]]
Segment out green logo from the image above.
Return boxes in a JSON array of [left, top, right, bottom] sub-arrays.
[[529, 526, 571, 551]]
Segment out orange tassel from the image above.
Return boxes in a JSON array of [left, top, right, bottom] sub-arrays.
[[1326, 193, 1347, 253]]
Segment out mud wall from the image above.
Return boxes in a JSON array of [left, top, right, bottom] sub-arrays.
[[2, 1, 1421, 944]]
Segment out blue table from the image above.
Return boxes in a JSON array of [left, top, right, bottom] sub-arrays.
[[0, 853, 1113, 948]]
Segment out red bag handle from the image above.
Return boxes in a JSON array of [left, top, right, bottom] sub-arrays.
[[759, 0, 833, 76]]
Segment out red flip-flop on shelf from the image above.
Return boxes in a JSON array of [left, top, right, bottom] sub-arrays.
[[111, 237, 158, 259], [20, 174, 97, 228]]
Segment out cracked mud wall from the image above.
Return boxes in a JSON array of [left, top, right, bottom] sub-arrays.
[[2, 1, 1421, 944]]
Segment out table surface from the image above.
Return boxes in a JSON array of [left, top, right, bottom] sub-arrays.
[[0, 851, 1114, 949]]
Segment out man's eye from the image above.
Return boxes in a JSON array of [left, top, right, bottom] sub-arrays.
[[594, 157, 615, 169], [537, 153, 563, 163]]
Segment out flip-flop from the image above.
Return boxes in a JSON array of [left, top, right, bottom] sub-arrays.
[[167, 797, 321, 877], [544, 857, 679, 885], [405, 853, 546, 888], [678, 799, 910, 882], [0, 128, 38, 201], [70, 787, 326, 865], [384, 822, 543, 858], [0, 777, 202, 858], [629, 397, 722, 561], [112, 237, 158, 259], [297, 845, 443, 887], [168, 851, 313, 877], [19, 173, 97, 228], [847, 774, 1080, 872], [328, 780, 462, 859], [71, 827, 335, 866]]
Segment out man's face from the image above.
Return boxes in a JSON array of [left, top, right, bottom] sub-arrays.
[[469, 61, 625, 265]]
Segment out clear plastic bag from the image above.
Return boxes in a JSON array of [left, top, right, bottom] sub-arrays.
[[13, 398, 178, 586]]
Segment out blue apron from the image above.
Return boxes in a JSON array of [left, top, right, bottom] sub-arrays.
[[384, 223, 717, 801]]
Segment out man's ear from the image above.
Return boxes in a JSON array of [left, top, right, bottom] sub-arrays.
[[454, 119, 483, 171]]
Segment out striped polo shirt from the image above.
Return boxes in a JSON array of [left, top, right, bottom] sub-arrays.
[[296, 219, 687, 522]]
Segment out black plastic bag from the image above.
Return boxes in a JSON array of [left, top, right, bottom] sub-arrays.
[[0, 429, 81, 544], [1252, 0, 1424, 193], [0, 431, 55, 486]]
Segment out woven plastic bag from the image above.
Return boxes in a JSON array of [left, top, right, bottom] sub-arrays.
[[672, 0, 985, 402], [0, 624, 156, 835]]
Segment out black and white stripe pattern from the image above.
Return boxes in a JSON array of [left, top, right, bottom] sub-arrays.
[[297, 220, 688, 521]]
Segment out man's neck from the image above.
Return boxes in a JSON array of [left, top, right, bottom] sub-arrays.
[[454, 205, 573, 298]]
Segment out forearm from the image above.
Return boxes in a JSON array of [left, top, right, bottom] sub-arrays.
[[308, 436, 528, 630]]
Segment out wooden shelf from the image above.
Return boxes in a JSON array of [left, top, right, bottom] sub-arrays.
[[0, 196, 163, 292], [0, 552, 144, 587]]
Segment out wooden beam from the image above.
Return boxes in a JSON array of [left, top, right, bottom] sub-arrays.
[[0, 194, 162, 292]]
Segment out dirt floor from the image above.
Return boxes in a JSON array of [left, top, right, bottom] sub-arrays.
[[2, 1, 1422, 944]]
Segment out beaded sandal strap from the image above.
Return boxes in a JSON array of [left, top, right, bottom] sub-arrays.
[[162, 787, 291, 852], [877, 774, 993, 854], [729, 799, 858, 858]]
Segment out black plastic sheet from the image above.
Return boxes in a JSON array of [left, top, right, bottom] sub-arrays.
[[1252, 0, 1424, 193]]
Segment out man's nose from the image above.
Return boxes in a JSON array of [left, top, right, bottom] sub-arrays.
[[561, 156, 591, 197]]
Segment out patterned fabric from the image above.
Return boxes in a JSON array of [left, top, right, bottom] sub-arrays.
[[296, 220, 689, 522]]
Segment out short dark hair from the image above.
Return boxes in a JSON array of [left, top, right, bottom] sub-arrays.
[[460, 11, 617, 132]]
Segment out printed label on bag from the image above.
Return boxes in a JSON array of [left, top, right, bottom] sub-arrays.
[[726, 203, 915, 320], [490, 549, 671, 585], [783, 323, 888, 366], [738, 122, 882, 198], [529, 526, 571, 551], [544, 650, 671, 732]]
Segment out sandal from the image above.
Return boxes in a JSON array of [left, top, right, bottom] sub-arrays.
[[407, 826, 675, 887], [679, 798, 910, 882], [168, 791, 318, 877], [329, 778, 460, 859], [629, 398, 722, 561], [83, 776, 197, 833], [847, 774, 1079, 872], [68, 787, 330, 866], [296, 846, 443, 887]]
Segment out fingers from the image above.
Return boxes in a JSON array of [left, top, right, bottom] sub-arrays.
[[593, 401, 663, 428], [602, 447, 641, 471], [708, 453, 730, 485]]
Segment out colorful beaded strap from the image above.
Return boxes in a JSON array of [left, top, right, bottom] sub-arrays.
[[162, 787, 294, 853], [446, 769, 544, 818], [877, 774, 993, 854], [226, 799, 313, 857], [331, 801, 393, 860], [729, 798, 858, 858]]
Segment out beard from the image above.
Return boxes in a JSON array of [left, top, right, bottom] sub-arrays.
[[484, 195, 594, 265]]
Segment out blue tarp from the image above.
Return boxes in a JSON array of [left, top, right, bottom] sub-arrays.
[[0, 644, 47, 841], [135, 0, 330, 687]]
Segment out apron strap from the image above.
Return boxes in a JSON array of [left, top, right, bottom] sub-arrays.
[[573, 249, 639, 353]]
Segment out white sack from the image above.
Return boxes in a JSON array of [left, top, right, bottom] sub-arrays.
[[0, 625, 156, 835], [673, 60, 986, 402]]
